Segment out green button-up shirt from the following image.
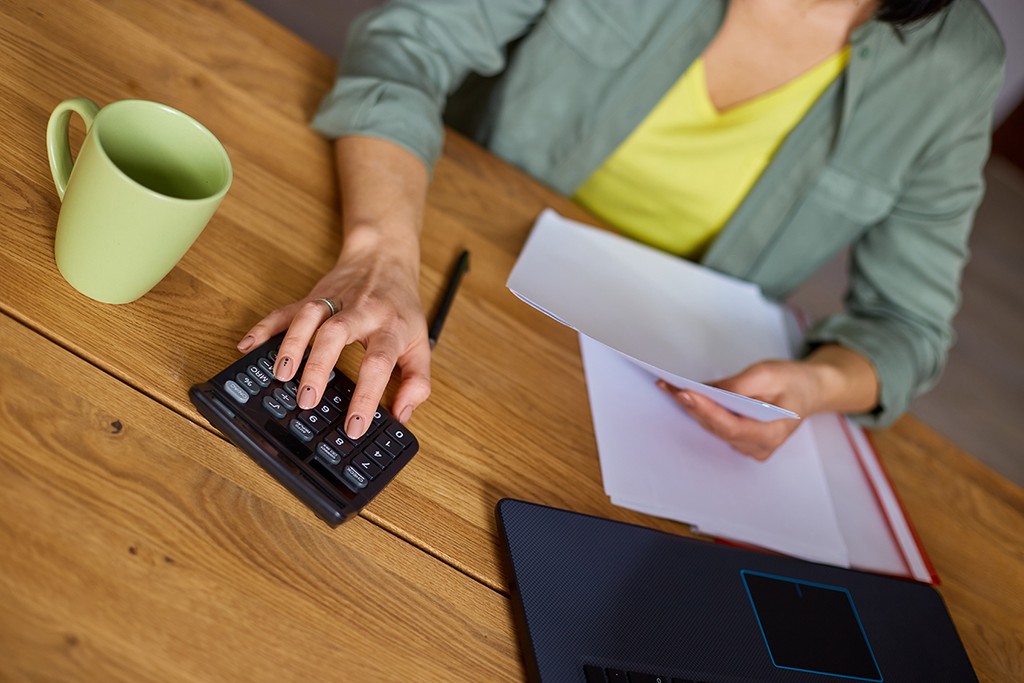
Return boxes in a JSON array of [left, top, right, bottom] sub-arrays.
[[312, 0, 1004, 426]]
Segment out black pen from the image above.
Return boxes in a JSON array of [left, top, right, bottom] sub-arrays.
[[428, 249, 470, 349]]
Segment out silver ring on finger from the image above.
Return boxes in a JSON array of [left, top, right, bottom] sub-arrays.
[[315, 297, 339, 317]]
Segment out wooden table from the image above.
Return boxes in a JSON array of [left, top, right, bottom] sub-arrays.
[[1, 1, 1021, 681]]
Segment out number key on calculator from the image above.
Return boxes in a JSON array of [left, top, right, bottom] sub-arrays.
[[189, 333, 419, 526]]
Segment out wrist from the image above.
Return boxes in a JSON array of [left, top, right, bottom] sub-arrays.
[[805, 344, 879, 414], [339, 221, 421, 276]]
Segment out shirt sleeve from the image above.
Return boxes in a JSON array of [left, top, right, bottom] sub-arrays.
[[311, 0, 547, 172], [806, 52, 1005, 427]]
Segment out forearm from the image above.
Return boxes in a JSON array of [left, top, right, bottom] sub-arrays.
[[334, 135, 429, 275], [804, 343, 880, 416]]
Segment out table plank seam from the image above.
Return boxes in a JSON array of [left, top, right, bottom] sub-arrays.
[[361, 509, 508, 596]]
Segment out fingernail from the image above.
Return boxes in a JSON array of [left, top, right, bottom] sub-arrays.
[[237, 335, 255, 352], [298, 385, 317, 409], [397, 406, 413, 424], [274, 355, 291, 379], [345, 414, 365, 439]]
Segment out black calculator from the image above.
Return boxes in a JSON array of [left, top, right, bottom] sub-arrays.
[[189, 333, 419, 526]]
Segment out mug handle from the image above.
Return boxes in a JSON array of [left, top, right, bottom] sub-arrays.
[[46, 97, 101, 201]]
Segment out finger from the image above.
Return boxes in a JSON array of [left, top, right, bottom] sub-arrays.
[[745, 445, 775, 462], [273, 299, 334, 382], [390, 339, 432, 424], [678, 391, 747, 442], [296, 313, 358, 410], [675, 391, 772, 458], [657, 383, 776, 459], [656, 382, 709, 419], [237, 303, 301, 352], [656, 379, 681, 394], [688, 392, 795, 460], [344, 331, 404, 439]]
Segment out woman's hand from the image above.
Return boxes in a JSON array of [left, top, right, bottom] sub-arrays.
[[237, 232, 430, 440], [237, 135, 431, 440], [657, 360, 815, 460], [657, 345, 880, 460]]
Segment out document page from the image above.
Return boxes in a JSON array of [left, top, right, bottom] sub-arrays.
[[811, 414, 912, 577], [579, 335, 849, 566], [507, 209, 796, 421]]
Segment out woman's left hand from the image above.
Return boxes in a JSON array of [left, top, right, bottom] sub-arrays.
[[657, 345, 880, 461], [657, 360, 821, 461]]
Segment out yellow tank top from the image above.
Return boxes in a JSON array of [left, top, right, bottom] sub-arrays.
[[573, 48, 850, 258]]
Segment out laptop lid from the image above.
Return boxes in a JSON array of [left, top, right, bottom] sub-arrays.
[[496, 498, 976, 683]]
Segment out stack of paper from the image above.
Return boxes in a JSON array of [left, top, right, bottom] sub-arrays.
[[508, 209, 934, 583]]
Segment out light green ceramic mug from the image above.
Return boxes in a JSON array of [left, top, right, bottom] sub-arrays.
[[46, 97, 232, 304]]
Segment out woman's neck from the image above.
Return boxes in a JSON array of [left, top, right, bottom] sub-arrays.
[[702, 0, 878, 111]]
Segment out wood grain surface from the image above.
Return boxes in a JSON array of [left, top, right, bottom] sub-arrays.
[[873, 423, 1024, 681], [1, 0, 1022, 681], [0, 311, 523, 681]]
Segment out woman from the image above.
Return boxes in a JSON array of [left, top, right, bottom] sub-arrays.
[[236, 0, 1003, 459]]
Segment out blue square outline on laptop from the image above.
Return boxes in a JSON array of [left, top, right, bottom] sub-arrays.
[[740, 570, 883, 682]]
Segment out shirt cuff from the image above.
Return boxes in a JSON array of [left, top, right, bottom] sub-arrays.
[[804, 313, 936, 428], [311, 75, 444, 173]]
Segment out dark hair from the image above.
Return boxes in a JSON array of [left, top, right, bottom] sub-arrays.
[[876, 0, 957, 26]]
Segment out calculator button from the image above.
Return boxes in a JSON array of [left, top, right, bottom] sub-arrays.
[[312, 401, 340, 424], [371, 410, 386, 430], [268, 348, 278, 362], [257, 356, 275, 375], [284, 380, 299, 397], [288, 418, 315, 443], [333, 382, 358, 403], [299, 410, 330, 434], [325, 430, 356, 456], [316, 442, 343, 466], [365, 446, 391, 470], [385, 424, 412, 448], [374, 435, 402, 459], [352, 454, 381, 480], [262, 396, 288, 419], [343, 465, 368, 490], [273, 387, 297, 411], [247, 364, 272, 388], [325, 390, 350, 411], [235, 373, 260, 396], [223, 380, 250, 404]]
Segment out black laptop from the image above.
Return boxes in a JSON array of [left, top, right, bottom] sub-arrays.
[[496, 499, 977, 683]]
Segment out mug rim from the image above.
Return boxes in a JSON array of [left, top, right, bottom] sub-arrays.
[[91, 99, 233, 204]]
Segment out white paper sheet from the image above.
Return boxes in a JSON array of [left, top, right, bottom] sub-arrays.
[[810, 414, 911, 577], [841, 420, 933, 582], [579, 335, 850, 567], [506, 209, 797, 422]]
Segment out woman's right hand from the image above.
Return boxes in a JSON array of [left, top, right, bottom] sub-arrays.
[[237, 228, 430, 440], [238, 135, 432, 440]]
